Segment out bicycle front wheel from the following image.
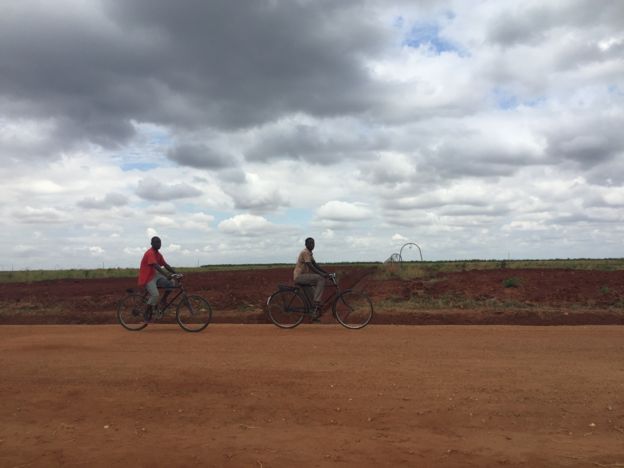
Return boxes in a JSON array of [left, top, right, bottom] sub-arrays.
[[333, 290, 373, 329], [176, 295, 212, 332], [266, 289, 306, 329], [117, 293, 148, 331]]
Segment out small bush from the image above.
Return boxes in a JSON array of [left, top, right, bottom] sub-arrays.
[[502, 277, 520, 288]]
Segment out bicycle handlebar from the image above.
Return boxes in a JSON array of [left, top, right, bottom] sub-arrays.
[[171, 273, 184, 283]]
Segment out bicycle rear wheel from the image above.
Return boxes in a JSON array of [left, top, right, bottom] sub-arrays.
[[117, 293, 148, 331], [266, 289, 306, 329], [333, 290, 373, 329], [176, 295, 212, 332]]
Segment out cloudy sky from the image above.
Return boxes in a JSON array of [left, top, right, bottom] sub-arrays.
[[1, 0, 623, 269]]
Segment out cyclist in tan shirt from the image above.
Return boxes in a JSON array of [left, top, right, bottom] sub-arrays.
[[293, 237, 330, 321]]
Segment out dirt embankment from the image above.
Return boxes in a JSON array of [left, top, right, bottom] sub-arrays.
[[1, 267, 624, 325]]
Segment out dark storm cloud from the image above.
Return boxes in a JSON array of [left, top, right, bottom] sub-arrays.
[[0, 0, 388, 157], [545, 115, 624, 170], [104, 0, 387, 122], [0, 6, 147, 151], [244, 123, 385, 164], [167, 144, 235, 169], [383, 194, 489, 211], [487, 1, 624, 47], [136, 177, 202, 201], [547, 212, 620, 225], [228, 189, 289, 212], [421, 139, 548, 179], [582, 158, 624, 186]]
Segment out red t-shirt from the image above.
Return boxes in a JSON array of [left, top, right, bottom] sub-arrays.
[[138, 248, 166, 286]]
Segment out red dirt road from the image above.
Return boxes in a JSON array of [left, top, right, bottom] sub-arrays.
[[1, 325, 624, 467]]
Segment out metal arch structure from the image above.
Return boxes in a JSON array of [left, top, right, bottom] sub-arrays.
[[398, 242, 423, 262], [384, 253, 402, 263]]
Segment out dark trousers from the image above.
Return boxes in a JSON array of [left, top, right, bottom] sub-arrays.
[[295, 273, 325, 303]]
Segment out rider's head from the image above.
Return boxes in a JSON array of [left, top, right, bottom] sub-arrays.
[[305, 237, 315, 251], [151, 236, 162, 251]]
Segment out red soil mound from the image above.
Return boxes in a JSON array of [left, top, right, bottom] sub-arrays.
[[1, 267, 623, 325]]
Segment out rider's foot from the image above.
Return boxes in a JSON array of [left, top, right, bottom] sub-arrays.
[[143, 305, 154, 322], [311, 304, 321, 322]]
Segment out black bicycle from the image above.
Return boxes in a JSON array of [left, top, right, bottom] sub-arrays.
[[117, 274, 212, 332], [266, 273, 373, 329]]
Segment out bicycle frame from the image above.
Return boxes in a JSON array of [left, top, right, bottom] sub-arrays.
[[118, 274, 213, 333], [298, 275, 343, 314], [267, 272, 373, 329], [142, 283, 187, 318]]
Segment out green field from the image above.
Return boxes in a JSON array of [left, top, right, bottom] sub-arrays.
[[1, 258, 623, 284], [383, 258, 624, 281]]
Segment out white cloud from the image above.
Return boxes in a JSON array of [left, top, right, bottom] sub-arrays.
[[13, 245, 40, 257], [346, 235, 376, 250], [218, 214, 276, 237], [123, 247, 144, 256], [13, 206, 70, 224], [88, 246, 104, 256], [146, 203, 176, 215], [77, 192, 128, 209], [223, 173, 288, 211], [181, 212, 215, 232], [316, 201, 372, 222], [152, 216, 175, 226]]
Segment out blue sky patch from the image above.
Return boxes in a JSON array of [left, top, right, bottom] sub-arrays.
[[493, 88, 519, 110], [121, 162, 159, 172], [273, 208, 312, 226], [403, 22, 459, 54], [492, 87, 547, 110], [608, 84, 623, 96]]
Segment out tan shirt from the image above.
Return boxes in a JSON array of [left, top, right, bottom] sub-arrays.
[[293, 248, 314, 281]]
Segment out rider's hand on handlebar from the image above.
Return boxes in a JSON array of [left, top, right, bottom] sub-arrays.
[[170, 273, 183, 282]]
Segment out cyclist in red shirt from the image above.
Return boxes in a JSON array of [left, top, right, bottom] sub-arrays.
[[138, 236, 178, 321]]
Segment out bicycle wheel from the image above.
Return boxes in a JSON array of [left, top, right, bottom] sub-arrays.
[[117, 293, 149, 331], [266, 289, 306, 329], [176, 295, 212, 332], [333, 290, 373, 329]]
